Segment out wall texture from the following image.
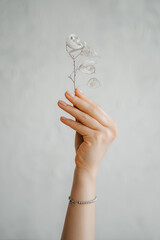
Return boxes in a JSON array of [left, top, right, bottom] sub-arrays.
[[0, 0, 160, 239]]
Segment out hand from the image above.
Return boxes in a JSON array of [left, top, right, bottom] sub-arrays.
[[57, 88, 118, 178]]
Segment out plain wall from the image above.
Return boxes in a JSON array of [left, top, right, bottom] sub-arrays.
[[0, 0, 160, 239]]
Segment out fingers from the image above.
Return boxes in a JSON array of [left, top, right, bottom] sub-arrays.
[[75, 88, 113, 122], [60, 116, 92, 136], [57, 100, 102, 130], [64, 89, 112, 127]]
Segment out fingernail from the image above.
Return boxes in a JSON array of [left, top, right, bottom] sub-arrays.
[[60, 116, 67, 121], [58, 100, 67, 107], [77, 88, 83, 94], [66, 90, 74, 97]]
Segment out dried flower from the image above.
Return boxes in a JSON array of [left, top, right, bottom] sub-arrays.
[[66, 33, 100, 92], [66, 34, 84, 50]]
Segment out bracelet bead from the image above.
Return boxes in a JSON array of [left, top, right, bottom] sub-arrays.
[[68, 196, 97, 205]]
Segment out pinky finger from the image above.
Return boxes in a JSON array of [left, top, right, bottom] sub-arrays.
[[60, 116, 92, 136]]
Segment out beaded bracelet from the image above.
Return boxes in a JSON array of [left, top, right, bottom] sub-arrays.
[[68, 196, 97, 205]]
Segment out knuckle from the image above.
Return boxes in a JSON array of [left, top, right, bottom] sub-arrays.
[[81, 113, 88, 121], [94, 103, 99, 109], [65, 104, 69, 110], [91, 104, 99, 114], [93, 131, 105, 142], [114, 129, 118, 138], [101, 129, 110, 142], [112, 120, 118, 137], [73, 96, 80, 106], [91, 121, 118, 144], [73, 97, 77, 105], [66, 105, 72, 114], [69, 94, 77, 105], [94, 102, 99, 108]]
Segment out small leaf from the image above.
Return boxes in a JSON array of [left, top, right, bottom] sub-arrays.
[[66, 34, 84, 50], [80, 65, 95, 74], [79, 65, 95, 74], [87, 78, 101, 88], [79, 59, 96, 74]]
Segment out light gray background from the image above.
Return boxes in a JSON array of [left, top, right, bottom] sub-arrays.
[[0, 0, 160, 239]]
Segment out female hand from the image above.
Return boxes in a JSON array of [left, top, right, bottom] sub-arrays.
[[57, 88, 118, 178]]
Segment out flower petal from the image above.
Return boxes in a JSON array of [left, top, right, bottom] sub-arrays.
[[66, 34, 84, 50], [79, 59, 96, 74], [79, 65, 95, 74], [80, 41, 98, 57]]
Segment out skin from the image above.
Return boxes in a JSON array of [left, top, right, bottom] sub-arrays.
[[57, 88, 118, 240]]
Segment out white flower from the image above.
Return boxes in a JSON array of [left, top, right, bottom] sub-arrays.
[[66, 34, 84, 50], [78, 59, 96, 74]]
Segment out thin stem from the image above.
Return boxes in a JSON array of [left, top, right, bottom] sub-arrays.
[[66, 44, 84, 92], [66, 44, 74, 60], [68, 75, 74, 82], [74, 49, 84, 59], [69, 67, 79, 79]]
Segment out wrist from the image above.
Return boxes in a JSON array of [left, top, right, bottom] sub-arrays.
[[69, 167, 97, 202], [74, 166, 98, 183]]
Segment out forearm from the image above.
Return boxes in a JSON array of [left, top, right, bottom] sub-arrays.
[[58, 88, 118, 240], [61, 167, 97, 240]]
